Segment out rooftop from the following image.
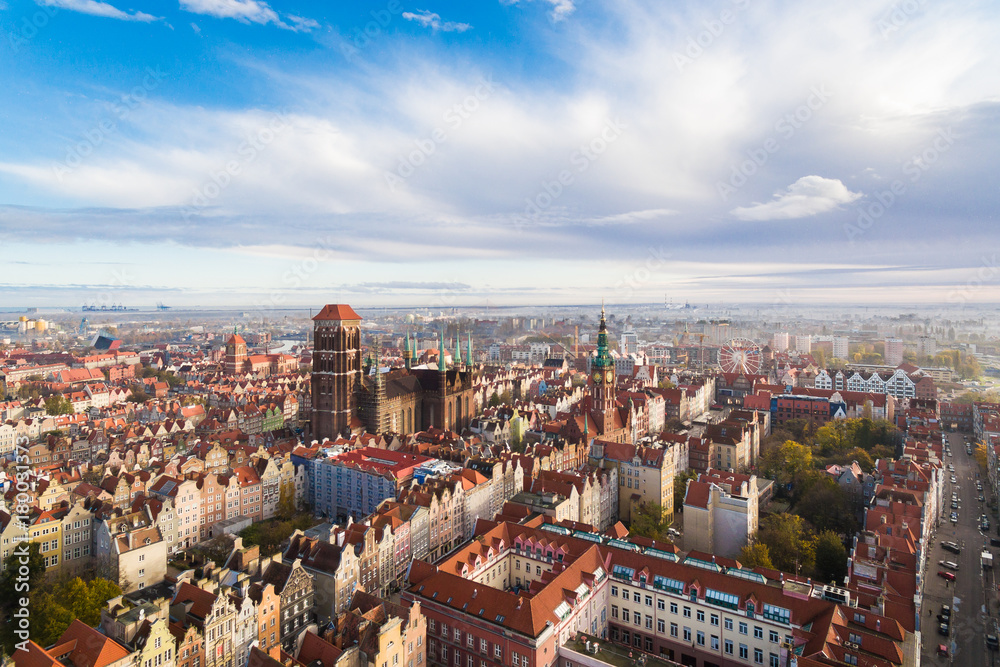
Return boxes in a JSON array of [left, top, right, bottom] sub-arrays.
[[561, 634, 679, 667]]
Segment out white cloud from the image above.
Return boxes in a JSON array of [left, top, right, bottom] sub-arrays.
[[179, 0, 316, 31], [402, 10, 472, 32], [502, 0, 575, 22], [729, 176, 862, 221], [37, 0, 158, 21]]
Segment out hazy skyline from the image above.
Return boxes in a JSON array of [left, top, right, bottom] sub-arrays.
[[1, 0, 998, 308]]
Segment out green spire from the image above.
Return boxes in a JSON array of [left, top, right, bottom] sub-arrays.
[[454, 333, 463, 365], [466, 332, 473, 367], [438, 329, 447, 371], [593, 302, 613, 370]]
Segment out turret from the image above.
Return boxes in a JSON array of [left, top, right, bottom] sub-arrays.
[[403, 332, 413, 370]]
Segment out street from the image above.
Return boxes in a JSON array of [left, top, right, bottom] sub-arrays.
[[920, 431, 998, 666]]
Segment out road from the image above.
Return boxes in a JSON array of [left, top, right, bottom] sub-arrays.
[[920, 431, 998, 666]]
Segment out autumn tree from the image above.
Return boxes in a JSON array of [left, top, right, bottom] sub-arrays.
[[44, 395, 74, 415], [739, 542, 774, 570], [629, 503, 672, 541], [757, 513, 816, 575], [277, 480, 297, 519], [674, 470, 698, 512]]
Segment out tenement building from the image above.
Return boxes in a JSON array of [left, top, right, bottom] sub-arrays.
[[403, 520, 915, 667]]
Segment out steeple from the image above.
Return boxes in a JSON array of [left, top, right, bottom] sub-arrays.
[[438, 329, 447, 372], [466, 332, 473, 368], [454, 333, 463, 366], [403, 332, 413, 370]]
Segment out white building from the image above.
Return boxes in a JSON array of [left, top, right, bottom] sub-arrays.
[[794, 335, 812, 353], [885, 338, 904, 366], [771, 332, 790, 352], [832, 336, 849, 360]]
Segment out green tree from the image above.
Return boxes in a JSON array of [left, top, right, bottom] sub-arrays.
[[277, 480, 296, 519], [739, 543, 774, 569], [488, 393, 501, 408], [794, 477, 856, 534], [128, 384, 150, 403], [844, 448, 875, 472], [814, 530, 848, 583], [757, 513, 816, 575], [499, 390, 513, 405], [44, 395, 74, 415], [674, 470, 698, 511], [629, 503, 672, 541]]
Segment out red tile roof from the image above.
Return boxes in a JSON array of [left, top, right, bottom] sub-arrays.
[[312, 304, 362, 321]]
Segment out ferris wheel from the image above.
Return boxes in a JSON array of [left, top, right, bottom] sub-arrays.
[[719, 337, 762, 374]]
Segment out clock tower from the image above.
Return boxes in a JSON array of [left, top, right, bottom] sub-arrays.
[[590, 305, 616, 423]]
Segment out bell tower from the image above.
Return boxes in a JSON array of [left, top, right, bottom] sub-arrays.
[[311, 304, 363, 440], [590, 304, 616, 423]]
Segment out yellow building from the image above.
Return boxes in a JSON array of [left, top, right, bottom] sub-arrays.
[[29, 507, 66, 575], [590, 439, 676, 524]]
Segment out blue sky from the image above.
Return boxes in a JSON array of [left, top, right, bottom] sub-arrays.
[[1, 0, 999, 309]]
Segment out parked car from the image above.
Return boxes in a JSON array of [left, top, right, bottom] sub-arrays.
[[938, 570, 956, 581], [951, 513, 959, 524], [988, 635, 999, 651], [939, 560, 960, 571], [942, 541, 961, 554], [990, 537, 1000, 548], [939, 622, 950, 636], [937, 644, 949, 657]]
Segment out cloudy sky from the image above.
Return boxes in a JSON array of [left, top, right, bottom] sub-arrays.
[[1, 0, 998, 309]]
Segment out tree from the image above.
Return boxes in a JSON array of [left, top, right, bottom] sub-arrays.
[[757, 513, 816, 575], [795, 477, 856, 534], [674, 470, 698, 511], [845, 448, 875, 472], [814, 530, 848, 583], [44, 395, 74, 415], [277, 480, 296, 519], [975, 441, 988, 470], [128, 384, 150, 403], [629, 503, 672, 541], [488, 393, 501, 408], [739, 543, 774, 569], [499, 390, 513, 405]]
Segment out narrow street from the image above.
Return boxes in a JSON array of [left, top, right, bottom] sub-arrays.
[[920, 431, 998, 666]]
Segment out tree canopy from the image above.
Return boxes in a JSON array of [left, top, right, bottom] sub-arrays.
[[757, 513, 816, 575], [629, 503, 673, 542], [814, 531, 849, 584]]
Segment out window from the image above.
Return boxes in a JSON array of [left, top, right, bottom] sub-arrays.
[[645, 595, 653, 607], [697, 610, 705, 622], [657, 619, 665, 633], [711, 635, 719, 651], [645, 615, 652, 630], [467, 635, 473, 648], [670, 623, 678, 638], [769, 630, 779, 643], [754, 626, 764, 639], [724, 640, 734, 655], [479, 639, 487, 654], [657, 599, 665, 611], [494, 645, 502, 659], [739, 644, 749, 660], [612, 606, 618, 619], [754, 648, 764, 664], [683, 627, 691, 642], [622, 609, 630, 623], [725, 618, 733, 630], [683, 606, 691, 618], [739, 622, 748, 635], [454, 629, 461, 642], [770, 655, 780, 667], [844, 654, 858, 666], [670, 602, 678, 614], [696, 631, 705, 646]]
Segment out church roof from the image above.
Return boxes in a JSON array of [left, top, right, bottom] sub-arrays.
[[313, 304, 362, 321]]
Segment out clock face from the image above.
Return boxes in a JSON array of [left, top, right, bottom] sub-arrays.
[[592, 372, 602, 383], [605, 371, 614, 383]]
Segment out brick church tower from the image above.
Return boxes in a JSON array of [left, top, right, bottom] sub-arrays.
[[224, 329, 247, 375], [311, 304, 363, 441]]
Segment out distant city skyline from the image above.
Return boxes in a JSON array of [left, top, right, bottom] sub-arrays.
[[1, 0, 998, 306]]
